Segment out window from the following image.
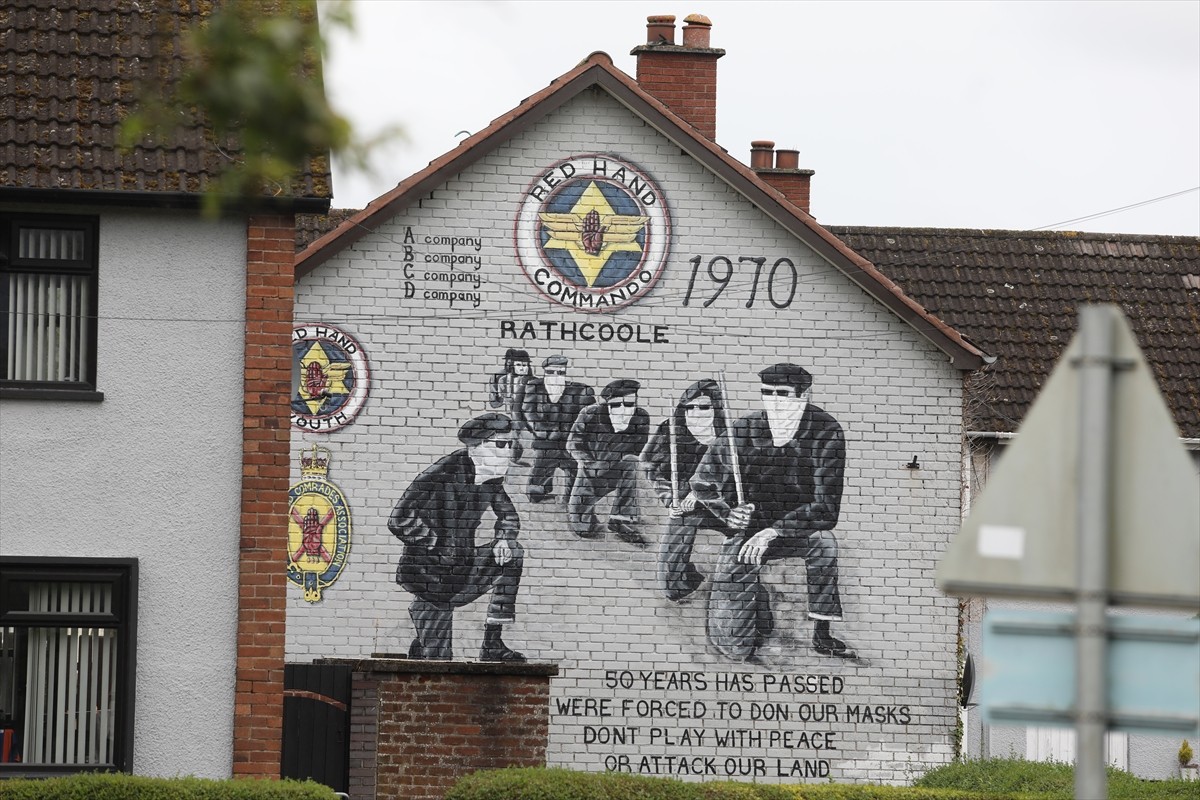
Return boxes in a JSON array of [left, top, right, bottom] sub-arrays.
[[0, 214, 100, 397], [0, 558, 136, 774]]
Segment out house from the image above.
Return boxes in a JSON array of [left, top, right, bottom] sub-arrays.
[[832, 226, 1200, 778], [0, 0, 330, 779], [289, 13, 988, 789]]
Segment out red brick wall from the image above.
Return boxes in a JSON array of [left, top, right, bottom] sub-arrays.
[[635, 51, 721, 140], [760, 172, 814, 215], [346, 660, 556, 800], [234, 214, 296, 777]]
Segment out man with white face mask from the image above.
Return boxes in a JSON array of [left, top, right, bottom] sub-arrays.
[[692, 363, 851, 662], [388, 413, 526, 662], [641, 379, 726, 601], [568, 379, 650, 546], [522, 355, 595, 503]]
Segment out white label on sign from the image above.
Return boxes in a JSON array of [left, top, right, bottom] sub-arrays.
[[978, 525, 1026, 559]]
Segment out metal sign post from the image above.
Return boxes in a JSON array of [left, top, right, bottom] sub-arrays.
[[1074, 306, 1117, 800]]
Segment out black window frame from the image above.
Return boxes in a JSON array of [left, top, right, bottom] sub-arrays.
[[0, 557, 137, 776], [0, 213, 102, 401]]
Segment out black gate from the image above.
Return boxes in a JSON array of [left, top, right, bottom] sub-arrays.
[[281, 662, 351, 793]]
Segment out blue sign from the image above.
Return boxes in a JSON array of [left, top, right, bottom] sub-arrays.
[[982, 609, 1200, 737]]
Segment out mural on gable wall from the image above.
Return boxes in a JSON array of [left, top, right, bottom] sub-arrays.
[[388, 361, 857, 665], [287, 445, 352, 602], [293, 147, 960, 782]]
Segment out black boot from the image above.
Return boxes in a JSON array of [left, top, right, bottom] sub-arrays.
[[609, 519, 648, 548], [480, 623, 526, 663], [812, 620, 854, 658], [407, 638, 426, 659]]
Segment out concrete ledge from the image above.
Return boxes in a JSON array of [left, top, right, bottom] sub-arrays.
[[318, 655, 559, 678]]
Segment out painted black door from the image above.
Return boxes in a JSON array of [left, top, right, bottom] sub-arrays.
[[281, 662, 351, 793]]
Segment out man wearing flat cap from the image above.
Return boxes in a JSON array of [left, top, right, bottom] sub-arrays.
[[387, 412, 526, 662], [521, 355, 595, 503], [692, 363, 852, 661], [567, 378, 650, 546]]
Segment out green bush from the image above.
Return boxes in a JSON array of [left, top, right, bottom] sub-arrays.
[[0, 773, 338, 800], [914, 757, 1200, 799], [447, 764, 1200, 800], [444, 767, 1031, 800]]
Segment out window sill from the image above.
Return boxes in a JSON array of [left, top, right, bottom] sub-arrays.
[[0, 387, 104, 402]]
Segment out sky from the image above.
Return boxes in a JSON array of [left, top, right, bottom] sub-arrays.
[[320, 1, 1200, 237]]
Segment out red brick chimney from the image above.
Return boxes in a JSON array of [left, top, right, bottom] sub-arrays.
[[632, 14, 725, 140], [749, 141, 815, 215]]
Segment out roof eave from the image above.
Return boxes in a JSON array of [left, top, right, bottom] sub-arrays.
[[0, 186, 331, 215]]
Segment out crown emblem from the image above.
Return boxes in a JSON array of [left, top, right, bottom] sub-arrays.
[[299, 445, 331, 480]]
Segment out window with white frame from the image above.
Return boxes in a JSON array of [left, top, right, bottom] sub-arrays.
[[0, 214, 99, 391], [0, 558, 136, 773]]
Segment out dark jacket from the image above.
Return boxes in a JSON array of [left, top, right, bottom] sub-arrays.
[[489, 371, 531, 427], [691, 407, 844, 537], [522, 379, 595, 449], [568, 402, 650, 475], [388, 449, 519, 584]]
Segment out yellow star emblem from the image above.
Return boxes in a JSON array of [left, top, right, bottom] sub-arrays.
[[538, 181, 648, 287], [297, 342, 351, 414]]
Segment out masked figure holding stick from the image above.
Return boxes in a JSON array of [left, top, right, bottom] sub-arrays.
[[692, 363, 852, 662], [641, 379, 726, 601]]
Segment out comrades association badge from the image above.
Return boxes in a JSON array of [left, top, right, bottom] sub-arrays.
[[288, 445, 352, 603], [515, 154, 670, 312], [291, 323, 370, 432]]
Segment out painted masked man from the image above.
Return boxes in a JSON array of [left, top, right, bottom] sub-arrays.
[[567, 379, 650, 547], [521, 355, 595, 503], [489, 348, 533, 462], [692, 364, 852, 661], [640, 379, 726, 601], [387, 413, 526, 662]]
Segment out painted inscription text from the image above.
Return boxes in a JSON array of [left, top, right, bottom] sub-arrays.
[[554, 670, 911, 779], [499, 320, 669, 344]]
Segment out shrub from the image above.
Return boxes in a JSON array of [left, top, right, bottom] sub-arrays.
[[0, 773, 337, 800], [445, 767, 1030, 800], [447, 764, 1200, 800], [914, 757, 1200, 799]]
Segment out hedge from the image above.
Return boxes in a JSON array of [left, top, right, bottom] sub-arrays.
[[0, 773, 338, 800], [442, 767, 1034, 800], [445, 765, 1200, 800]]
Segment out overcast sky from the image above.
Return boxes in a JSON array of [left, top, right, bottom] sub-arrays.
[[321, 1, 1199, 237]]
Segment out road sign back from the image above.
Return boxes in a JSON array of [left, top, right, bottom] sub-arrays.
[[938, 308, 1200, 609]]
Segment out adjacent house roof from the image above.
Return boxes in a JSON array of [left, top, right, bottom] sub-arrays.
[[0, 0, 331, 209], [293, 51, 985, 370], [831, 227, 1200, 439]]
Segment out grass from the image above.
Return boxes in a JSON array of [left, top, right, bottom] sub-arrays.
[[913, 757, 1200, 799]]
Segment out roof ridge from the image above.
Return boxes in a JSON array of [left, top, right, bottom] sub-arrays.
[[828, 225, 1199, 243]]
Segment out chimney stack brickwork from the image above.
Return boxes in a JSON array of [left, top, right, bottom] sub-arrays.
[[749, 141, 816, 215], [632, 14, 725, 140], [633, 15, 814, 212]]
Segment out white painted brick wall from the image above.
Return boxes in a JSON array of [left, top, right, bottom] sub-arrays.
[[290, 90, 965, 784]]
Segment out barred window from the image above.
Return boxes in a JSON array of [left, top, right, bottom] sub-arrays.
[[0, 558, 136, 774], [1, 215, 99, 390]]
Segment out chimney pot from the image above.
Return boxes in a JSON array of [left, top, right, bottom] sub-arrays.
[[646, 15, 676, 45], [633, 13, 724, 139], [750, 140, 775, 170], [775, 149, 800, 170], [682, 14, 713, 48]]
